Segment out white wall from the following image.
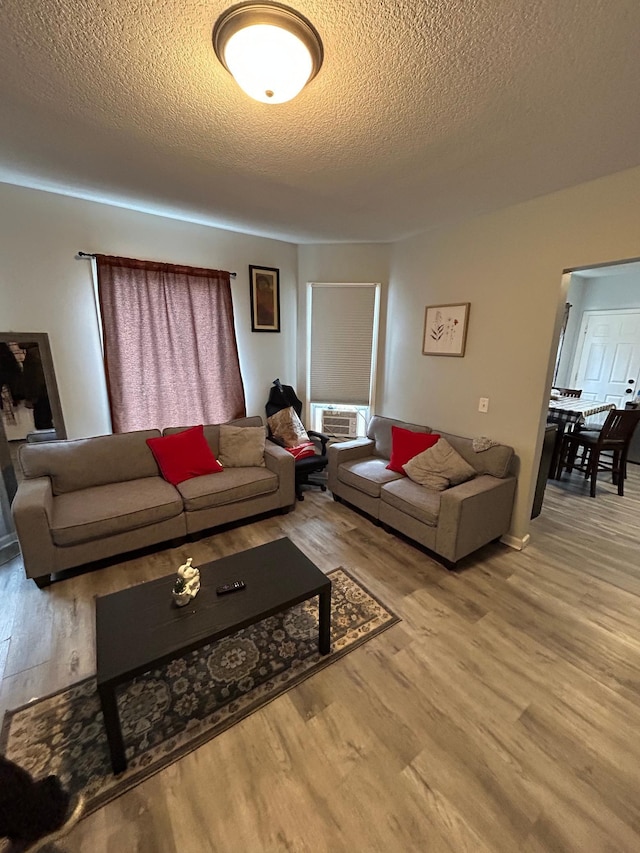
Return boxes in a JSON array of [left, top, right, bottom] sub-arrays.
[[582, 270, 640, 311], [3, 165, 640, 548], [383, 165, 640, 545], [555, 274, 587, 387], [0, 184, 297, 438]]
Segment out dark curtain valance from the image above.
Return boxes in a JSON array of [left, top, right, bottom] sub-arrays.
[[95, 254, 231, 282]]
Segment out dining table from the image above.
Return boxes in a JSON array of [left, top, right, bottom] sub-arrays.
[[546, 396, 617, 479]]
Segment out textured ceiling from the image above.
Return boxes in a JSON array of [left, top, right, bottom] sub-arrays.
[[2, 0, 640, 243]]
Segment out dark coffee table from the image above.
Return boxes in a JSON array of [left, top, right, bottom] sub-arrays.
[[95, 537, 331, 774]]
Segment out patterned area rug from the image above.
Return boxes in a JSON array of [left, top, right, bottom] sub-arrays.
[[1, 568, 399, 817]]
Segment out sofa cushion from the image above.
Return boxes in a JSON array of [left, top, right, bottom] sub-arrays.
[[146, 425, 223, 485], [437, 432, 514, 478], [367, 416, 431, 459], [403, 437, 476, 491], [19, 430, 163, 495], [267, 407, 309, 447], [381, 479, 441, 527], [386, 427, 441, 474], [51, 477, 183, 546], [163, 417, 265, 458], [177, 468, 278, 511], [218, 424, 266, 468], [338, 457, 403, 497]]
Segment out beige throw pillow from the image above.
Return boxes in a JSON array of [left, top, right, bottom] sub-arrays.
[[218, 424, 266, 467], [403, 437, 476, 491], [267, 406, 310, 448]]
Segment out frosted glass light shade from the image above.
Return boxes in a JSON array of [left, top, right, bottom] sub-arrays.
[[224, 24, 312, 103], [213, 3, 323, 105]]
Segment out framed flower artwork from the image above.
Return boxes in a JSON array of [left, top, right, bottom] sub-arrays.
[[422, 303, 470, 357]]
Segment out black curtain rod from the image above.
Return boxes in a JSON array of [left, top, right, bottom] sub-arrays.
[[76, 251, 237, 277]]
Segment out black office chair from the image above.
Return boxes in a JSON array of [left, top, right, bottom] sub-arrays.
[[265, 379, 329, 501]]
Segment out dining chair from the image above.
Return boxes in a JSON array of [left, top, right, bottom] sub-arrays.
[[553, 387, 582, 398], [560, 408, 640, 497]]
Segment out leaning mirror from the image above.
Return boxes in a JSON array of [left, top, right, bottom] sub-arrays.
[[0, 332, 66, 501]]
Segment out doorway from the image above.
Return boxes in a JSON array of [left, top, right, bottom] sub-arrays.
[[538, 258, 640, 511], [554, 262, 640, 428]]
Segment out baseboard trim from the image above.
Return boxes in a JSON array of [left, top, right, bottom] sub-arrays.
[[500, 532, 530, 551]]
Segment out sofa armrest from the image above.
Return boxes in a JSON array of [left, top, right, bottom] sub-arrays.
[[264, 442, 296, 506], [328, 438, 375, 490], [435, 474, 517, 563], [11, 477, 56, 579]]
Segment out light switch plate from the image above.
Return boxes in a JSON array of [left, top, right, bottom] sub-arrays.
[[478, 397, 489, 413]]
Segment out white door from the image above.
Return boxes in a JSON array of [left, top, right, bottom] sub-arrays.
[[571, 309, 640, 422]]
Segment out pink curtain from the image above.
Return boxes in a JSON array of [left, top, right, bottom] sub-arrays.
[[96, 255, 246, 433]]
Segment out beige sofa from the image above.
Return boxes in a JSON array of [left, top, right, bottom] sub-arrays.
[[12, 417, 295, 587], [328, 415, 517, 567]]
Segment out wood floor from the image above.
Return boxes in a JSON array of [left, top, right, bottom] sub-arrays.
[[1, 465, 640, 852]]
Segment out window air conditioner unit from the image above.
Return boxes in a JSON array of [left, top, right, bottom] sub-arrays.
[[321, 409, 358, 439]]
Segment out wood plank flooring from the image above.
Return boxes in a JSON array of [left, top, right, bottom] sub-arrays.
[[1, 464, 639, 852]]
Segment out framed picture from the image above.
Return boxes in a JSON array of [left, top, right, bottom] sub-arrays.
[[249, 265, 280, 332], [422, 302, 470, 357]]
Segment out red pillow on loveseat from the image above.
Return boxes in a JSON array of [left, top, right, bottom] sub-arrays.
[[146, 425, 223, 485], [386, 426, 440, 474]]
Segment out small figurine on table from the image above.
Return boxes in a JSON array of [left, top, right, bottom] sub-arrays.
[[172, 557, 200, 607]]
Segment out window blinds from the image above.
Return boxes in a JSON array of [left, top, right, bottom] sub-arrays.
[[309, 283, 377, 405]]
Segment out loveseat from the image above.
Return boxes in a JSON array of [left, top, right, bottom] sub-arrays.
[[328, 415, 516, 567], [12, 417, 295, 587]]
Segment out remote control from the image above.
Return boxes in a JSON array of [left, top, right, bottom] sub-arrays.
[[216, 580, 246, 595]]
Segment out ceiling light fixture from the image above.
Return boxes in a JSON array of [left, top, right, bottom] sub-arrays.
[[213, 1, 323, 104]]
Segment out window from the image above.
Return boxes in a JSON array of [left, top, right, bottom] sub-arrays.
[[96, 255, 246, 433], [307, 283, 380, 437]]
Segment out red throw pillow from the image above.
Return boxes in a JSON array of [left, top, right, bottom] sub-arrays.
[[386, 427, 440, 474], [285, 441, 317, 461], [146, 425, 223, 485]]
